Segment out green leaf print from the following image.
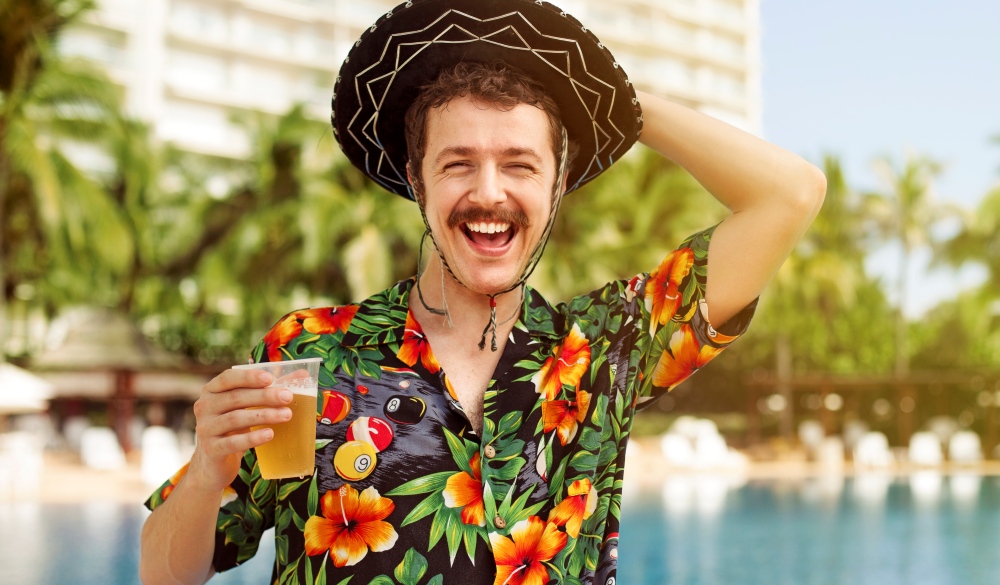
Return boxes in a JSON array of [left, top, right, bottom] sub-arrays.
[[393, 548, 429, 585], [462, 528, 478, 565], [365, 576, 395, 585], [398, 491, 444, 527], [278, 557, 300, 584], [428, 507, 447, 551], [292, 508, 306, 531], [279, 478, 309, 501], [385, 471, 453, 497], [442, 429, 477, 475], [547, 459, 567, 499], [307, 473, 319, 517], [444, 515, 462, 564], [250, 476, 273, 503]]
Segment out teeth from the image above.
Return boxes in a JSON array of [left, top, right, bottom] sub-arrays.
[[467, 222, 510, 234]]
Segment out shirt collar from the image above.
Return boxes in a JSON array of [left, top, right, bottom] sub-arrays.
[[341, 278, 563, 348]]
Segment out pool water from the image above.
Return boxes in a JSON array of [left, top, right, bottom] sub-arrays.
[[1, 473, 998, 584]]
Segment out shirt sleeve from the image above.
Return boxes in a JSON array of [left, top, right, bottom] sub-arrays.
[[629, 223, 758, 410]]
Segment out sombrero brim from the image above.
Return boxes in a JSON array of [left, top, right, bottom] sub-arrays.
[[332, 0, 643, 200]]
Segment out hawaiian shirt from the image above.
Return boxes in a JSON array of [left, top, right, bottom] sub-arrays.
[[146, 224, 756, 585]]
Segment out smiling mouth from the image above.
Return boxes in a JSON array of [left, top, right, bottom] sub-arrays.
[[463, 221, 516, 249]]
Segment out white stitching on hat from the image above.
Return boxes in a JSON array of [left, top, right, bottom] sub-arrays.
[[342, 8, 632, 194]]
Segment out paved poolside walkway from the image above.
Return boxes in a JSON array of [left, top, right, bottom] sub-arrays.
[[4, 445, 1000, 504]]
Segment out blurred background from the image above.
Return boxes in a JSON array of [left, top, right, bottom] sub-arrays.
[[1, 0, 999, 584]]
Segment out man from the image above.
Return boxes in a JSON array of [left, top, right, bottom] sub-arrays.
[[140, 1, 825, 584]]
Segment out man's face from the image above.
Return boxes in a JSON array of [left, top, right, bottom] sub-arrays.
[[414, 95, 559, 295]]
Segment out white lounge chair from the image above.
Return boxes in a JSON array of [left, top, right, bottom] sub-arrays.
[[908, 431, 943, 466], [948, 431, 983, 464], [141, 426, 183, 486], [854, 432, 894, 469], [80, 427, 126, 470]]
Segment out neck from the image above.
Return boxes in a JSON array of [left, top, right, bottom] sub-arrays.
[[411, 256, 523, 343]]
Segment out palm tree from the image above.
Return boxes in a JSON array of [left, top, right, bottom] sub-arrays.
[[535, 145, 725, 299], [939, 176, 1000, 311], [135, 105, 425, 361], [866, 152, 951, 378], [763, 155, 869, 436], [1, 0, 131, 358]]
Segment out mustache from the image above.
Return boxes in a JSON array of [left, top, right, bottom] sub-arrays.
[[447, 206, 530, 230]]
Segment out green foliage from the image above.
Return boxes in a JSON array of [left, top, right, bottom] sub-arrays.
[[3, 0, 997, 385], [532, 146, 725, 299]]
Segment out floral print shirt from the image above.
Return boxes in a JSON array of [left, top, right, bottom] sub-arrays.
[[146, 225, 756, 585]]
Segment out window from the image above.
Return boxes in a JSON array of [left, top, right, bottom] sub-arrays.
[[165, 49, 228, 93], [159, 100, 241, 151], [251, 21, 292, 56], [170, 1, 228, 42]]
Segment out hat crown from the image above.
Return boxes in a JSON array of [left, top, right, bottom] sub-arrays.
[[332, 0, 642, 199]]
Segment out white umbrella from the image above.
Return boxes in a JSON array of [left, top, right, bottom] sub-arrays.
[[0, 363, 53, 414]]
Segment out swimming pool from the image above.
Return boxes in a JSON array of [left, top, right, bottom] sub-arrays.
[[2, 473, 997, 584]]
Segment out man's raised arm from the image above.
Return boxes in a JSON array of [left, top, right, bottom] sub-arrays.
[[139, 369, 291, 584], [635, 90, 827, 328]]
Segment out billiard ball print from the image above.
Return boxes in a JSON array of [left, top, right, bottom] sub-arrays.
[[346, 416, 394, 452], [334, 440, 377, 481], [383, 395, 425, 424], [317, 390, 351, 425]]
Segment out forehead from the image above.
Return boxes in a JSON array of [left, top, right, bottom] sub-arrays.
[[423, 96, 554, 159]]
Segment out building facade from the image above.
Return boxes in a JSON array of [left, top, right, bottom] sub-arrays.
[[60, 0, 760, 159]]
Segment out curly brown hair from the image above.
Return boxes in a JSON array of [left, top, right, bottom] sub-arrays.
[[403, 61, 578, 189]]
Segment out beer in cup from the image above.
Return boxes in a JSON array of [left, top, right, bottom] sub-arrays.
[[233, 357, 321, 479]]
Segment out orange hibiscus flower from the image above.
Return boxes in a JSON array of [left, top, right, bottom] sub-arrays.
[[644, 247, 695, 336], [442, 453, 485, 526], [541, 389, 591, 446], [304, 484, 398, 567], [547, 479, 598, 538], [159, 462, 236, 506], [489, 516, 567, 585], [262, 312, 304, 362], [532, 323, 591, 401], [651, 324, 721, 389], [396, 311, 441, 374], [297, 305, 359, 335]]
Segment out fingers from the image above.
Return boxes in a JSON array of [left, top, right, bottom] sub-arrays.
[[195, 370, 292, 418], [216, 386, 293, 414], [204, 368, 273, 395], [205, 427, 275, 458], [200, 406, 292, 441]]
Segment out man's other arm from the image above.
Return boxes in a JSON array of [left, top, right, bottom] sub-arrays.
[[635, 90, 827, 328], [139, 369, 291, 584]]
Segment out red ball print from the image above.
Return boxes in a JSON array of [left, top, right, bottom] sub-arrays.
[[346, 416, 394, 452]]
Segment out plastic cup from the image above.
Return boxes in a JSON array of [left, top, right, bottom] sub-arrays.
[[233, 357, 321, 479]]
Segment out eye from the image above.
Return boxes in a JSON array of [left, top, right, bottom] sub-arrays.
[[444, 161, 471, 170]]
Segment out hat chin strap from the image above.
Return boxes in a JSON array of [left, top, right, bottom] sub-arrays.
[[411, 126, 569, 352]]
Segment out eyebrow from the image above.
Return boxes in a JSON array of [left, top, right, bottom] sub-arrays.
[[433, 146, 544, 166]]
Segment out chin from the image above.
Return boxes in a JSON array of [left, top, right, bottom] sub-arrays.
[[457, 265, 523, 296]]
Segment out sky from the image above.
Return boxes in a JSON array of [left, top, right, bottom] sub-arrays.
[[759, 0, 1000, 316]]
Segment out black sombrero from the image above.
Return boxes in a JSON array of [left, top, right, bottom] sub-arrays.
[[331, 0, 643, 200]]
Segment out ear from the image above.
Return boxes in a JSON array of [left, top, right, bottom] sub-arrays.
[[407, 163, 425, 205]]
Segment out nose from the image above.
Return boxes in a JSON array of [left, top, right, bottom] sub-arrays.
[[467, 163, 507, 207]]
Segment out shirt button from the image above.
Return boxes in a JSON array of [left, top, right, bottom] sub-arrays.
[[494, 515, 506, 529], [484, 445, 496, 459]]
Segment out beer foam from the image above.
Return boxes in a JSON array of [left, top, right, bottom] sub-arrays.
[[279, 377, 317, 394]]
